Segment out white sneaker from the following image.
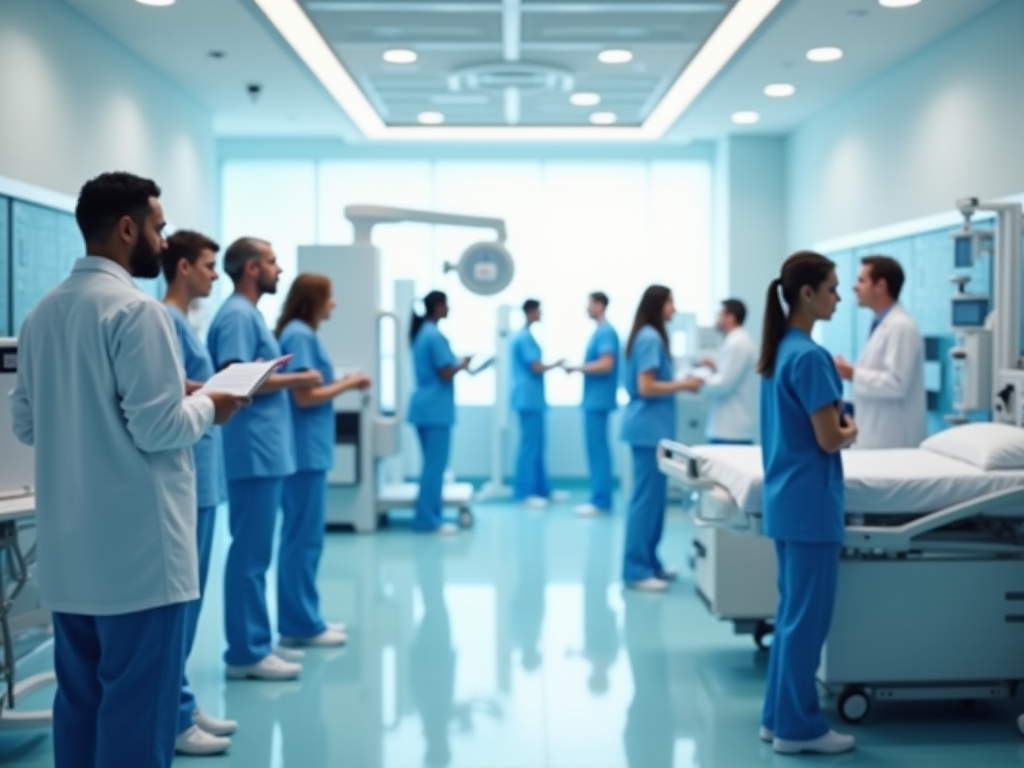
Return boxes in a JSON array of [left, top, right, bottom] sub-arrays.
[[627, 577, 669, 592], [175, 725, 231, 756], [658, 567, 680, 581], [226, 654, 301, 681], [273, 645, 305, 661], [280, 627, 348, 648], [759, 726, 774, 743], [549, 490, 571, 502], [773, 730, 856, 755], [1018, 712, 1024, 736], [574, 503, 607, 517], [194, 708, 238, 737], [434, 522, 460, 536], [327, 621, 347, 633], [523, 496, 549, 509]]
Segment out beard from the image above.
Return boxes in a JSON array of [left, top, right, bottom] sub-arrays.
[[129, 235, 162, 279], [257, 272, 278, 295]]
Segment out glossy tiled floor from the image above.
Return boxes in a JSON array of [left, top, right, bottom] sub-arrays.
[[4, 491, 1024, 767]]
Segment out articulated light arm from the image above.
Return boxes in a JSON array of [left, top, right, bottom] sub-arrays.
[[345, 205, 507, 245]]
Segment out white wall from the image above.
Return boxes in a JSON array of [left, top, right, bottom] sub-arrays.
[[0, 0, 216, 232], [787, 0, 1024, 249]]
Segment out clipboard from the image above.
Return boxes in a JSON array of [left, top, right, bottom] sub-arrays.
[[197, 354, 293, 397]]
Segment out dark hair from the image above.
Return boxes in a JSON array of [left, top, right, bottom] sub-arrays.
[[757, 251, 836, 378], [721, 298, 747, 326], [589, 291, 609, 308], [275, 273, 332, 337], [861, 255, 904, 301], [162, 230, 220, 283], [410, 290, 447, 341], [223, 237, 270, 283], [523, 299, 540, 314], [626, 285, 672, 358], [75, 172, 161, 245]]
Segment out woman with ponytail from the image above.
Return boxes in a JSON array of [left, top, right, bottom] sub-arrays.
[[620, 285, 702, 592], [408, 291, 471, 534], [757, 252, 858, 756]]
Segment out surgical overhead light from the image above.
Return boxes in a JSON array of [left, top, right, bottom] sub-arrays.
[[444, 242, 515, 296], [807, 47, 844, 63]]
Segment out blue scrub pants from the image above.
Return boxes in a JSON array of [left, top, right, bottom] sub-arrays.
[[514, 410, 551, 500], [622, 446, 667, 582], [584, 409, 613, 510], [224, 476, 284, 666], [279, 471, 329, 639], [762, 540, 841, 741], [415, 426, 452, 531], [53, 603, 186, 768], [178, 505, 217, 733]]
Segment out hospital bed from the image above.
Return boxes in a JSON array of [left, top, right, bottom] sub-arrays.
[[658, 439, 1024, 723]]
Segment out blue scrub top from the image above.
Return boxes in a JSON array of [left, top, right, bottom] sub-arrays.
[[582, 321, 620, 411], [761, 328, 845, 543], [279, 319, 335, 473], [620, 325, 675, 447], [165, 305, 225, 508], [409, 321, 458, 427], [511, 326, 546, 412], [207, 293, 296, 481]]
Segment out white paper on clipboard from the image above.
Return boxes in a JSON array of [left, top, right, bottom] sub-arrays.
[[197, 355, 293, 397]]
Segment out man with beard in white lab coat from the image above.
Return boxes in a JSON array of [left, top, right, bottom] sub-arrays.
[[833, 255, 926, 449]]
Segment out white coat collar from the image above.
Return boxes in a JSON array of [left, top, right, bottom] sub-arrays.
[[73, 256, 136, 287]]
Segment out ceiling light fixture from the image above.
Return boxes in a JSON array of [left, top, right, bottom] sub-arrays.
[[764, 83, 795, 98], [731, 110, 761, 125], [879, 0, 921, 7], [383, 49, 417, 64], [417, 111, 445, 125], [570, 92, 601, 107], [807, 46, 844, 63], [598, 49, 633, 65], [135, 0, 176, 5], [589, 112, 618, 125], [253, 0, 782, 142]]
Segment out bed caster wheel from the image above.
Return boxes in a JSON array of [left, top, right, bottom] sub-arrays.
[[754, 621, 773, 651], [458, 509, 474, 528], [838, 687, 870, 724]]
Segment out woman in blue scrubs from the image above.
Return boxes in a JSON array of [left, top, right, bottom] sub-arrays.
[[276, 274, 372, 646], [757, 251, 858, 756], [620, 285, 701, 592], [408, 291, 471, 534]]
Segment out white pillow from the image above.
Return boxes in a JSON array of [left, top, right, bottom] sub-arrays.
[[920, 422, 1024, 470]]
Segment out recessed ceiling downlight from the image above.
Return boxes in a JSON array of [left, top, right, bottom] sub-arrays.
[[598, 49, 634, 64], [136, 0, 176, 5], [590, 112, 618, 125], [879, 0, 921, 7], [417, 111, 445, 125], [807, 47, 844, 63], [383, 49, 418, 64], [570, 92, 602, 107], [731, 111, 760, 125], [764, 83, 795, 98]]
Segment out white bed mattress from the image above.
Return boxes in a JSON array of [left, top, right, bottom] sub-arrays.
[[693, 446, 1024, 515]]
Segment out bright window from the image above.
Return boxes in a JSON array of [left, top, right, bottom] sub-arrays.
[[220, 158, 713, 405]]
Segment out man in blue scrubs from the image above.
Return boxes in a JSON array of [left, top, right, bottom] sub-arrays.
[[207, 238, 322, 681], [510, 299, 566, 508], [565, 292, 620, 515], [10, 173, 247, 768], [161, 231, 237, 756]]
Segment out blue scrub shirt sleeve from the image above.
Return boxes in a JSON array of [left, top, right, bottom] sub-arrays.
[[632, 332, 662, 377], [211, 310, 258, 369], [792, 348, 843, 415], [595, 327, 618, 357], [283, 330, 318, 373], [431, 332, 457, 370]]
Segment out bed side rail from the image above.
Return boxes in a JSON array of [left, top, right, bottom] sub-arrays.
[[657, 440, 717, 490], [844, 486, 1024, 554]]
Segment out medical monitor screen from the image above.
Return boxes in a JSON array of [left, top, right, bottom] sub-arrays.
[[952, 299, 988, 328], [954, 236, 975, 268]]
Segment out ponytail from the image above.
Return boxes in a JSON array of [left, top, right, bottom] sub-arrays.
[[757, 251, 836, 378], [410, 290, 448, 341]]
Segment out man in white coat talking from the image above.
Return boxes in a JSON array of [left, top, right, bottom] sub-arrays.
[[834, 255, 926, 449]]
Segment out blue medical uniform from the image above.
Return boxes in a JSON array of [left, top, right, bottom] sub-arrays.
[[207, 293, 296, 666], [511, 326, 551, 499], [279, 319, 334, 639], [166, 305, 226, 733], [582, 322, 620, 510], [620, 326, 675, 582], [408, 321, 458, 531], [760, 328, 845, 742]]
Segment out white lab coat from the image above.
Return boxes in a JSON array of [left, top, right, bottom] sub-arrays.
[[851, 302, 926, 450], [9, 257, 214, 616], [703, 326, 758, 442]]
